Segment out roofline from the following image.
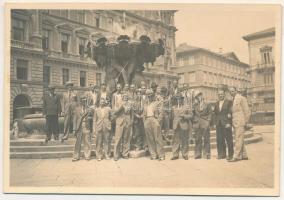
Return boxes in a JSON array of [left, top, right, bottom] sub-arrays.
[[242, 28, 275, 41], [176, 48, 250, 68]]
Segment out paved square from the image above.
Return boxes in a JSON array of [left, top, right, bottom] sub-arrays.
[[10, 126, 275, 189]]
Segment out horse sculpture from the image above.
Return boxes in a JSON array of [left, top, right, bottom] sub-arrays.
[[89, 34, 165, 92]]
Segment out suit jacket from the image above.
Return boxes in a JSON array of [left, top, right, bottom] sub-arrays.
[[214, 99, 232, 127], [43, 93, 62, 116], [232, 93, 251, 127], [85, 91, 99, 107], [97, 90, 111, 105], [94, 106, 112, 132], [113, 102, 132, 127], [192, 101, 212, 129], [62, 90, 79, 113], [173, 106, 193, 131], [112, 92, 123, 109]]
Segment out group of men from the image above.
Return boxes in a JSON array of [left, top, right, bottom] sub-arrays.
[[42, 79, 251, 163]]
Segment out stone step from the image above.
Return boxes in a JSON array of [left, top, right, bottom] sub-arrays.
[[9, 134, 262, 159], [10, 132, 254, 152]]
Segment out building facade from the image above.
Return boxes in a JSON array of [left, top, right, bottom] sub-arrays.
[[243, 28, 275, 123], [10, 9, 177, 121], [172, 43, 250, 103]]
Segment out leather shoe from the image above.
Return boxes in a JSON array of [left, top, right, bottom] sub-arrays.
[[183, 156, 189, 160], [228, 158, 241, 162], [72, 158, 79, 162], [159, 156, 165, 161], [171, 156, 179, 160], [242, 157, 249, 160]]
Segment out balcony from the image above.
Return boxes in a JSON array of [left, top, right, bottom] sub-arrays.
[[251, 85, 274, 93], [251, 62, 275, 73], [11, 40, 36, 50], [45, 50, 97, 66]]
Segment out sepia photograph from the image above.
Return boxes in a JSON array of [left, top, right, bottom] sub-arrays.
[[3, 2, 282, 196]]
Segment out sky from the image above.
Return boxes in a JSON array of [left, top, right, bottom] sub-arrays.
[[174, 5, 280, 63]]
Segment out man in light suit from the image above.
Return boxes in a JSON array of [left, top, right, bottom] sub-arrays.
[[113, 94, 132, 161], [94, 98, 112, 161], [228, 86, 251, 162], [171, 94, 193, 160], [214, 88, 234, 160], [61, 81, 79, 142]]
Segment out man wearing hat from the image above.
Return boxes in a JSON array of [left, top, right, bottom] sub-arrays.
[[192, 90, 212, 159], [43, 85, 62, 143], [113, 94, 132, 161], [61, 81, 79, 142]]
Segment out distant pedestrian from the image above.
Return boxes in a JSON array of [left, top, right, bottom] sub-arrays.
[[43, 85, 62, 143]]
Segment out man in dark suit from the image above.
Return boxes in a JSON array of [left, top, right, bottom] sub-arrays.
[[214, 88, 234, 160], [43, 85, 62, 143]]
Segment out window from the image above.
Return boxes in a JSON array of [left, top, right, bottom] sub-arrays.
[[188, 72, 196, 83], [260, 46, 273, 64], [42, 29, 50, 50], [188, 56, 195, 65], [43, 66, 51, 85], [78, 37, 86, 57], [62, 68, 69, 85], [263, 52, 271, 64], [61, 33, 69, 53], [107, 17, 113, 31], [178, 73, 185, 84], [78, 11, 85, 23], [183, 56, 189, 65], [12, 18, 25, 41], [60, 10, 68, 18], [16, 59, 28, 80], [95, 13, 100, 28], [96, 73, 101, 86], [80, 71, 87, 87]]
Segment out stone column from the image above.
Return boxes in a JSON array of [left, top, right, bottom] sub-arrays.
[[30, 10, 42, 48], [53, 29, 61, 51]]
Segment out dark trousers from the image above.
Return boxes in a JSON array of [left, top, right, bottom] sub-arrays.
[[194, 125, 211, 158], [172, 129, 189, 158], [46, 115, 59, 140], [133, 119, 145, 150], [216, 124, 234, 159]]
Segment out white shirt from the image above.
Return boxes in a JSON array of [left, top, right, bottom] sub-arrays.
[[219, 100, 224, 111]]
